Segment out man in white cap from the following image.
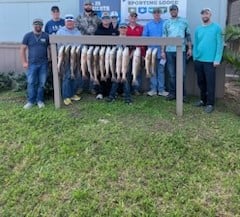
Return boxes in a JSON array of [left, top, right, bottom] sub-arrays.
[[193, 8, 223, 113], [56, 14, 81, 106], [20, 18, 50, 109]]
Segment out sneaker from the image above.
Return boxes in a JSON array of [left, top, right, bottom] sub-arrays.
[[166, 94, 176, 101], [133, 90, 141, 96], [23, 102, 33, 109], [147, 90, 157, 96], [194, 100, 206, 107], [37, 102, 45, 109], [63, 98, 72, 106], [71, 95, 81, 101], [106, 97, 115, 102], [125, 99, 132, 105], [96, 94, 103, 100], [205, 105, 214, 113], [158, 91, 169, 97]]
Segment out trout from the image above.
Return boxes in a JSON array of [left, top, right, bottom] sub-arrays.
[[110, 47, 117, 82], [93, 46, 100, 85], [151, 48, 158, 75], [105, 46, 111, 79], [121, 46, 130, 82], [145, 47, 152, 78], [132, 47, 141, 86], [75, 45, 81, 76], [116, 46, 123, 82], [99, 46, 106, 81], [87, 46, 94, 80], [70, 46, 77, 79], [80, 45, 88, 79], [57, 45, 65, 76]]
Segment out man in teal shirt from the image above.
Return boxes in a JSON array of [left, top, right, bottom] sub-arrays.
[[193, 8, 223, 113], [162, 4, 192, 102]]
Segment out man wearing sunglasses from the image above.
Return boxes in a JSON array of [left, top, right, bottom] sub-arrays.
[[76, 0, 101, 35], [143, 8, 168, 97], [162, 4, 192, 102], [20, 18, 50, 109]]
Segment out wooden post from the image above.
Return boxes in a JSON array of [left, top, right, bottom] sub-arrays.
[[176, 45, 183, 116], [50, 43, 61, 108]]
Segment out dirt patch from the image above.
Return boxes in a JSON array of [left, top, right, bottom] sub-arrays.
[[224, 81, 240, 115]]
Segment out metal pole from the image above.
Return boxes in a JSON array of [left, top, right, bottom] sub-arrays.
[[176, 45, 183, 116]]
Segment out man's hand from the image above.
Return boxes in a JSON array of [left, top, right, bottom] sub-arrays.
[[22, 61, 28, 69], [213, 62, 220, 67], [187, 48, 192, 58], [161, 51, 166, 59]]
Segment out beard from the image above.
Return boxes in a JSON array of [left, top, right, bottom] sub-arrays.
[[34, 26, 42, 33], [202, 17, 210, 23], [85, 8, 92, 13]]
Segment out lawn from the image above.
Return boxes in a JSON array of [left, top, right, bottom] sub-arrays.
[[0, 91, 239, 217]]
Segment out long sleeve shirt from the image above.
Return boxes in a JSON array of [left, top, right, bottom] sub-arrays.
[[193, 23, 223, 63]]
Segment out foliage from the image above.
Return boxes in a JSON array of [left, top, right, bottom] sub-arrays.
[[223, 25, 240, 74], [0, 91, 239, 217]]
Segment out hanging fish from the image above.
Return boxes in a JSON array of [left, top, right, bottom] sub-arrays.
[[70, 46, 77, 79], [151, 48, 158, 75], [145, 47, 152, 78], [105, 46, 111, 79], [110, 47, 117, 82], [57, 45, 65, 76], [121, 46, 130, 82], [99, 46, 106, 81], [87, 46, 94, 81], [132, 47, 141, 86], [116, 46, 123, 82], [93, 46, 100, 85], [80, 45, 88, 79]]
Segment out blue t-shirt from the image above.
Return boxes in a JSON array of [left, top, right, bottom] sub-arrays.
[[142, 19, 165, 59], [193, 23, 223, 63], [22, 31, 49, 64], [45, 19, 65, 34]]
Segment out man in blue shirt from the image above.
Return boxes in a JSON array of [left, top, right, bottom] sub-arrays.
[[163, 4, 192, 102], [142, 7, 168, 97], [45, 6, 65, 35], [193, 8, 223, 113], [20, 18, 50, 109]]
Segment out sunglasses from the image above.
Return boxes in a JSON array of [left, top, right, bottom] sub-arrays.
[[111, 16, 118, 19], [102, 16, 110, 20], [33, 22, 43, 26], [170, 8, 178, 11], [65, 16, 74, 20], [153, 11, 160, 14]]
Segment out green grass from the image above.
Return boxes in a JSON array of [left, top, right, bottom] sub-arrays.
[[0, 91, 239, 217]]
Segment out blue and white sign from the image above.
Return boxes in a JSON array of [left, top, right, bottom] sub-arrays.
[[121, 0, 187, 24], [79, 0, 120, 18]]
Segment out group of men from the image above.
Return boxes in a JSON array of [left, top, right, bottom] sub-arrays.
[[20, 0, 223, 113]]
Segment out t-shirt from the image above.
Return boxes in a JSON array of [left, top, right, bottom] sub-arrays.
[[44, 19, 65, 34], [193, 23, 223, 63], [142, 19, 165, 59], [163, 17, 191, 52], [22, 31, 49, 64], [95, 23, 119, 36]]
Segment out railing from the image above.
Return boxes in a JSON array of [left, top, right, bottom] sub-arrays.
[[50, 35, 184, 116]]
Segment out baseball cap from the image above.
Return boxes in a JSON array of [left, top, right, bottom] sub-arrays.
[[33, 18, 44, 26], [110, 11, 119, 18], [119, 23, 128, 28], [201, 8, 212, 14], [169, 4, 178, 11], [64, 14, 75, 21], [84, 0, 92, 5], [129, 11, 138, 17], [153, 8, 161, 13], [51, 6, 59, 12], [101, 12, 110, 19]]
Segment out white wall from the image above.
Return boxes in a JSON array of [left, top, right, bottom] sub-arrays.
[[0, 0, 79, 42], [0, 0, 228, 43]]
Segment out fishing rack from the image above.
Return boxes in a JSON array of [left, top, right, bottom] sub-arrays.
[[50, 35, 184, 116]]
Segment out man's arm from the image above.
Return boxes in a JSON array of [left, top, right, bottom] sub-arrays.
[[20, 44, 28, 69], [214, 26, 224, 66]]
